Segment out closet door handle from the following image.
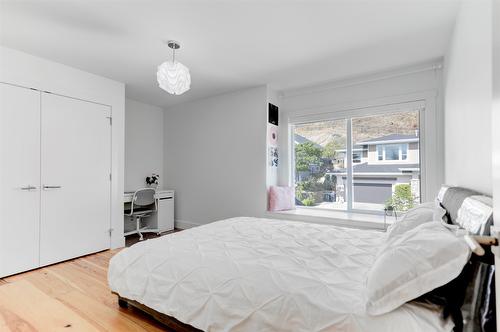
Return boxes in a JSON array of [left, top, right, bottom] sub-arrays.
[[43, 185, 62, 190], [20, 185, 37, 191]]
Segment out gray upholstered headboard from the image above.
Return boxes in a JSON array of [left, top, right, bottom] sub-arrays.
[[437, 185, 494, 236], [436, 185, 496, 332]]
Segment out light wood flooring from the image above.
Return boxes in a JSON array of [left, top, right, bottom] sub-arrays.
[[0, 248, 174, 331]]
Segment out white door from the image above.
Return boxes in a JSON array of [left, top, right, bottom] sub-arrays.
[[0, 83, 41, 277], [40, 93, 111, 266]]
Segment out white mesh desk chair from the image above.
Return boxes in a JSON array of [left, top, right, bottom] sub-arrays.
[[124, 188, 157, 241]]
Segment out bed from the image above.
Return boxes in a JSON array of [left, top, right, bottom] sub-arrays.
[[109, 217, 456, 332]]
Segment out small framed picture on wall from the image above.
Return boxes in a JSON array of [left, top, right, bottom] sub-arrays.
[[269, 146, 278, 167]]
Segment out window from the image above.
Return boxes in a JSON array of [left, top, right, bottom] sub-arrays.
[[294, 119, 347, 210], [401, 145, 408, 160], [293, 110, 420, 214], [352, 152, 362, 163], [377, 146, 383, 160], [376, 144, 409, 161], [385, 144, 400, 160]]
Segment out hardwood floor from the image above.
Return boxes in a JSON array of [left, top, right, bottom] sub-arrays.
[[0, 249, 172, 331]]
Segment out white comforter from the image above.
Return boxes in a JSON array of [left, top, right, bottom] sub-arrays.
[[109, 217, 453, 332]]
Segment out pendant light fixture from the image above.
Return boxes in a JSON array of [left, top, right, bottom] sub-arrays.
[[157, 40, 191, 95]]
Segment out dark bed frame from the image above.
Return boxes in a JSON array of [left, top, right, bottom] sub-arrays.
[[114, 292, 202, 332]]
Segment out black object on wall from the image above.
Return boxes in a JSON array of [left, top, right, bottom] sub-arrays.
[[268, 103, 279, 126]]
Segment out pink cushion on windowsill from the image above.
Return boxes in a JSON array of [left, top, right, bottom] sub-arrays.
[[268, 186, 295, 211]]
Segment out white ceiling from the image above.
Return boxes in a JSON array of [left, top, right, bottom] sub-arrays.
[[0, 0, 460, 108]]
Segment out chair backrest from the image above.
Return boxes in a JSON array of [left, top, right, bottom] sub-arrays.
[[131, 188, 157, 213]]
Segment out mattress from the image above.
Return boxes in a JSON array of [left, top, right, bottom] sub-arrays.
[[108, 217, 454, 332]]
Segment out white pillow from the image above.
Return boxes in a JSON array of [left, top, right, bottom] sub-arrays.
[[456, 195, 493, 235], [387, 202, 446, 238], [437, 185, 450, 203], [366, 222, 470, 316]]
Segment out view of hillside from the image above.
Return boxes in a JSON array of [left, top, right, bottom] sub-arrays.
[[295, 111, 419, 147]]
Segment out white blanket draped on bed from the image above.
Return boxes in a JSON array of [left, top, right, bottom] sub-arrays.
[[108, 217, 453, 332]]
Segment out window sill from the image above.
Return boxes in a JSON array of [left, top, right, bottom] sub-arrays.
[[265, 207, 396, 230]]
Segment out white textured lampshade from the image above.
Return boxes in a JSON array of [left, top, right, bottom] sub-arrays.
[[157, 60, 191, 95]]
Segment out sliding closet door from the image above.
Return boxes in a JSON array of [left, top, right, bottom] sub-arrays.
[[0, 83, 41, 277], [40, 93, 111, 266]]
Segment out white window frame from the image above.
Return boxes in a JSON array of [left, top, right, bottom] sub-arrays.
[[289, 100, 425, 216]]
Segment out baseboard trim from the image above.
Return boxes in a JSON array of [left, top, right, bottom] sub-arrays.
[[175, 220, 201, 230]]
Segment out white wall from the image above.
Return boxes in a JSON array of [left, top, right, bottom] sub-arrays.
[[492, 0, 500, 221], [444, 0, 493, 195], [164, 86, 268, 227], [279, 62, 444, 202], [125, 99, 164, 191], [492, 1, 500, 326], [0, 46, 126, 248]]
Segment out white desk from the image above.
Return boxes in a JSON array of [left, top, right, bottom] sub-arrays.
[[123, 189, 174, 203], [124, 189, 175, 234]]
